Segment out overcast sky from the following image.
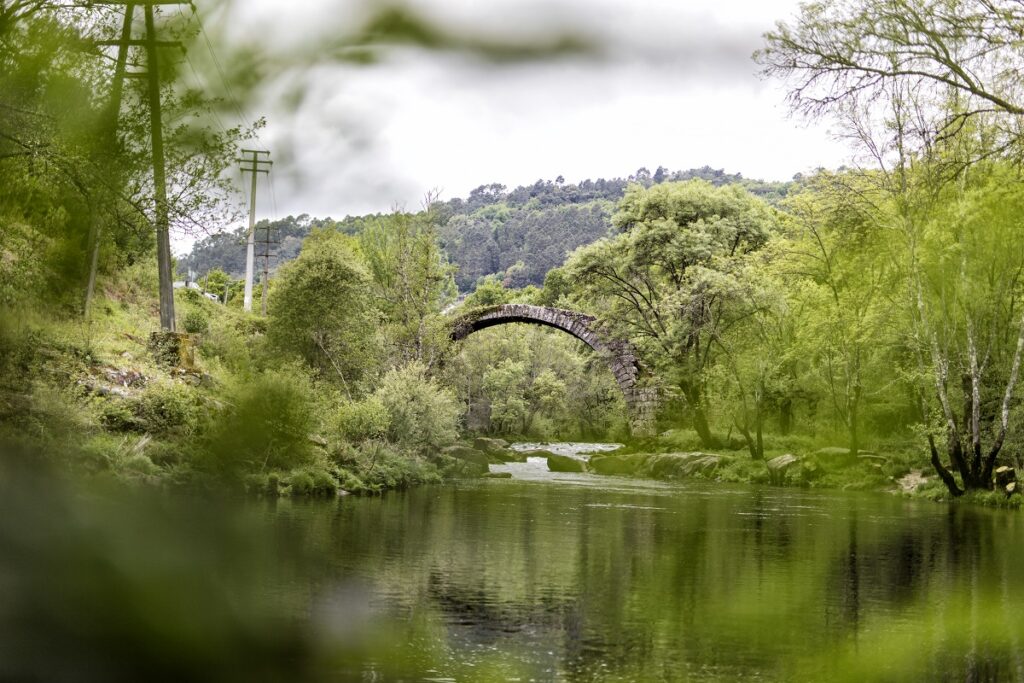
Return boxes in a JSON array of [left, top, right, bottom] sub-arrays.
[[177, 0, 850, 251]]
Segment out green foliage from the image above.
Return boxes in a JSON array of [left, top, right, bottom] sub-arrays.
[[266, 230, 379, 389], [448, 324, 626, 440], [461, 275, 513, 308], [334, 397, 390, 443], [131, 383, 202, 437], [373, 361, 461, 455], [181, 308, 210, 335], [565, 179, 778, 447], [482, 359, 529, 433], [284, 467, 337, 497], [359, 211, 456, 367], [199, 367, 318, 478], [182, 169, 795, 296]]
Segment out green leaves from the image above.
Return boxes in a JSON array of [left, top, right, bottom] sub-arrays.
[[266, 230, 379, 389]]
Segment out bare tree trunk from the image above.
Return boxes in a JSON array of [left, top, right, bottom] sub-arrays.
[[84, 211, 101, 316], [982, 310, 1024, 484], [779, 397, 793, 435], [682, 382, 719, 448], [967, 321, 984, 476], [754, 400, 764, 461]]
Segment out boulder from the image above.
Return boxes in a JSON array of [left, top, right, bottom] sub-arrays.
[[473, 437, 522, 463], [474, 437, 509, 451], [996, 465, 1017, 489], [644, 452, 723, 479], [490, 449, 528, 463], [484, 471, 513, 479], [588, 454, 645, 476], [437, 454, 488, 478], [767, 454, 801, 485], [442, 445, 490, 468], [546, 452, 586, 473]]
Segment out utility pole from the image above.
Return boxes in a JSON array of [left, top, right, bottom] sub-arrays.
[[92, 0, 187, 331], [85, 2, 136, 316], [255, 215, 278, 316], [238, 149, 271, 312]]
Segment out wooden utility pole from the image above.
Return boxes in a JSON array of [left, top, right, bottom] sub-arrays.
[[238, 149, 271, 312], [92, 0, 187, 331], [145, 4, 175, 331], [255, 215, 278, 316], [84, 2, 135, 316]]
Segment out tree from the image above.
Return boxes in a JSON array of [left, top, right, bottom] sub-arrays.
[[758, 0, 1024, 493], [905, 164, 1024, 494], [780, 173, 898, 456], [757, 0, 1024, 150], [711, 243, 799, 459], [565, 180, 777, 447], [482, 358, 530, 434], [360, 210, 456, 368], [373, 361, 461, 455], [266, 230, 378, 395]]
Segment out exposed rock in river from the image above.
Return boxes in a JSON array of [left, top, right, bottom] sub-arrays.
[[545, 452, 586, 473]]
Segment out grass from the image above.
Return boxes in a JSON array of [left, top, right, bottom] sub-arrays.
[[0, 278, 458, 498]]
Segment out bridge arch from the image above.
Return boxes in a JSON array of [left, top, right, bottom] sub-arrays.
[[451, 304, 657, 435]]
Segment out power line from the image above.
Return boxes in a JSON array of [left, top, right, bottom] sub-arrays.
[[173, 4, 232, 139], [188, 2, 258, 138], [268, 166, 280, 220]]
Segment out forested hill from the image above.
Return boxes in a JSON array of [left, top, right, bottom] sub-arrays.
[[180, 166, 795, 290]]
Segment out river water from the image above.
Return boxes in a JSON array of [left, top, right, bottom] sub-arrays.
[[264, 446, 1024, 682]]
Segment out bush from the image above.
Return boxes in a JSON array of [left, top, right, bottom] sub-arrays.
[[334, 397, 389, 443], [373, 361, 461, 455], [350, 442, 441, 493], [198, 366, 318, 478], [285, 467, 337, 497], [132, 382, 202, 437], [182, 308, 209, 334]]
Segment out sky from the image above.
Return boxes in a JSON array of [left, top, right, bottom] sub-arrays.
[[177, 0, 850, 250]]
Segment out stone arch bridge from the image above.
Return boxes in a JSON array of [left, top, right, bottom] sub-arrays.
[[450, 304, 658, 436]]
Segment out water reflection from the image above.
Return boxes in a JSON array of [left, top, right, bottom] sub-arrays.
[[4, 448, 1023, 681], [264, 476, 1024, 681]]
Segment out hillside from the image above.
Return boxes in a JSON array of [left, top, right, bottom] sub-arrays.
[[180, 166, 795, 290]]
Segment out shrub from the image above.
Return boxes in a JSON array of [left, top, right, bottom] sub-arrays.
[[285, 467, 337, 497], [265, 231, 379, 387], [334, 397, 389, 443], [350, 442, 441, 493], [99, 400, 141, 432], [373, 361, 461, 455], [198, 366, 318, 478], [132, 382, 202, 436], [182, 308, 209, 334]]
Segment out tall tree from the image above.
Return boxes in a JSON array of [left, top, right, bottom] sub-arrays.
[[564, 180, 777, 447], [266, 230, 379, 396], [359, 208, 456, 369]]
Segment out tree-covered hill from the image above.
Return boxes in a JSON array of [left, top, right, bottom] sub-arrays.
[[180, 166, 795, 290]]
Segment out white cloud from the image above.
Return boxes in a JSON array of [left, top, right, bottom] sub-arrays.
[[176, 0, 849, 250]]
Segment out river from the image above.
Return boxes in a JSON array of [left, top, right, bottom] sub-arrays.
[[256, 445, 1024, 681]]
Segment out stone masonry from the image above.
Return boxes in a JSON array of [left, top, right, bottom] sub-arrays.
[[451, 304, 658, 436]]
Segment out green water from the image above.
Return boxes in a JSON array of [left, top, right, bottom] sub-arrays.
[[263, 461, 1024, 681]]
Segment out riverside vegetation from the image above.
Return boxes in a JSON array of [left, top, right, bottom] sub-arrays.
[[10, 1, 1024, 681], [9, 0, 1024, 507]]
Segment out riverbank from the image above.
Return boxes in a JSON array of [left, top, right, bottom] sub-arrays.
[[513, 436, 1023, 510], [0, 276, 470, 498]]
